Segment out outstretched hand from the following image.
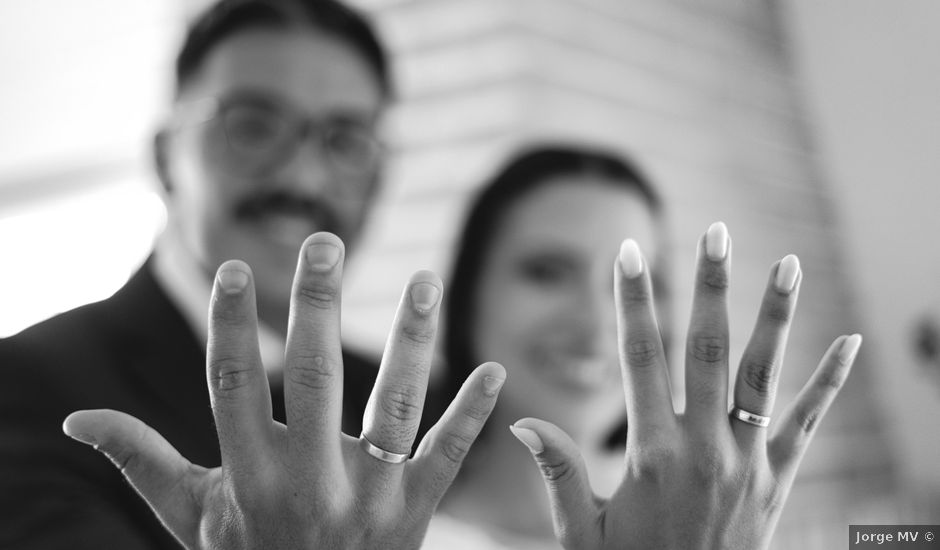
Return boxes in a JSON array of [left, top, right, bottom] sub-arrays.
[[510, 222, 861, 550], [63, 232, 505, 550]]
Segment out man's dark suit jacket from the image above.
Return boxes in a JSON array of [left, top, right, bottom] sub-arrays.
[[0, 260, 379, 549]]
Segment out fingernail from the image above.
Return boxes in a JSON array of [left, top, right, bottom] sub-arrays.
[[838, 333, 862, 364], [509, 425, 544, 454], [305, 242, 341, 272], [705, 221, 729, 261], [619, 239, 643, 278], [774, 254, 800, 293], [217, 269, 249, 294], [410, 282, 441, 312], [64, 429, 96, 446], [482, 375, 505, 397]]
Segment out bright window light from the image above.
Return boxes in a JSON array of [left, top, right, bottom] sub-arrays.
[[0, 182, 166, 336]]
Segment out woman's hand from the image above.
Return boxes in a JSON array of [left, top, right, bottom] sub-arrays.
[[510, 222, 860, 550], [62, 232, 505, 550]]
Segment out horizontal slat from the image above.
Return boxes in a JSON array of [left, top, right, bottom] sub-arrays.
[[358, 0, 785, 66], [365, 0, 513, 51]]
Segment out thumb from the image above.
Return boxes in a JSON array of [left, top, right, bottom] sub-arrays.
[[63, 409, 206, 547], [510, 417, 602, 549]]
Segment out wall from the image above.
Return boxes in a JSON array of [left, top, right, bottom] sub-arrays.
[[783, 0, 940, 511], [341, 0, 904, 545], [0, 0, 177, 334]]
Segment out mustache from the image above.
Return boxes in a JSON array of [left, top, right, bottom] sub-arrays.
[[233, 191, 341, 234]]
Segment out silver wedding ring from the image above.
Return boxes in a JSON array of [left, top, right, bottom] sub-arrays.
[[359, 433, 409, 464], [731, 406, 771, 428]]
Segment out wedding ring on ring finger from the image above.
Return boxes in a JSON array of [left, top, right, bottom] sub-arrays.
[[731, 406, 771, 428], [358, 433, 409, 464]]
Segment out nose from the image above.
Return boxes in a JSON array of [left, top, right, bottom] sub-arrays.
[[569, 280, 619, 355], [277, 134, 333, 195]]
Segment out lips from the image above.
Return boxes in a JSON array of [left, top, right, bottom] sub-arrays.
[[537, 352, 620, 393], [252, 211, 322, 249], [235, 192, 340, 249]]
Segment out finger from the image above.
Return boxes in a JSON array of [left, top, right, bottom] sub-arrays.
[[732, 254, 801, 447], [63, 409, 206, 548], [407, 362, 505, 509], [684, 222, 732, 431], [615, 239, 675, 441], [769, 334, 861, 480], [284, 233, 345, 472], [510, 417, 602, 550], [207, 260, 272, 473], [361, 271, 443, 460]]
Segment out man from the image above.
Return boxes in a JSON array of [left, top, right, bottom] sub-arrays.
[[0, 1, 394, 547]]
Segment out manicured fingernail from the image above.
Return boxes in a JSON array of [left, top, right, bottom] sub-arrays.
[[305, 242, 340, 272], [619, 239, 643, 278], [774, 254, 800, 293], [839, 333, 862, 364], [705, 221, 729, 261], [509, 425, 544, 454], [482, 375, 505, 396], [410, 282, 441, 312], [217, 269, 249, 294]]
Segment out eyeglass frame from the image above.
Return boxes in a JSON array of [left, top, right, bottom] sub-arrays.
[[167, 90, 386, 179]]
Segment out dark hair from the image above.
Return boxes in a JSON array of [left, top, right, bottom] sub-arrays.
[[441, 145, 669, 448], [175, 0, 390, 97]]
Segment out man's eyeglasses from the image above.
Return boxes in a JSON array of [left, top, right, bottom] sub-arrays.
[[175, 93, 384, 177]]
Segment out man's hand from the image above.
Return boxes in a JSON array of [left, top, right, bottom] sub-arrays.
[[63, 232, 505, 549], [510, 222, 860, 550]]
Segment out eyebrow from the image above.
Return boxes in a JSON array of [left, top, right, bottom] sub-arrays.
[[512, 242, 585, 263], [514, 238, 658, 271], [218, 88, 378, 120]]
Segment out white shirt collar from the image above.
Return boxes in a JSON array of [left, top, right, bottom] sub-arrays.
[[151, 227, 286, 375]]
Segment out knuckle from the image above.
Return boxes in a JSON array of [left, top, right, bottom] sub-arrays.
[[699, 266, 729, 293], [296, 282, 339, 310], [795, 403, 822, 433], [436, 430, 475, 465], [690, 443, 734, 486], [626, 337, 660, 368], [689, 333, 727, 364], [628, 444, 676, 483], [536, 455, 576, 484], [400, 324, 435, 346], [379, 385, 424, 423], [742, 356, 777, 396], [819, 366, 849, 389], [211, 299, 252, 328], [234, 482, 277, 517], [286, 354, 337, 391], [623, 284, 653, 306], [763, 301, 793, 324], [461, 401, 492, 423], [209, 356, 256, 393]]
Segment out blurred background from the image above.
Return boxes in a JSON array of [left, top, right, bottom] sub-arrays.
[[1, 0, 937, 546]]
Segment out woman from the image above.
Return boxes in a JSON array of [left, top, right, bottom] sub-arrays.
[[423, 145, 665, 547], [424, 144, 861, 549]]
